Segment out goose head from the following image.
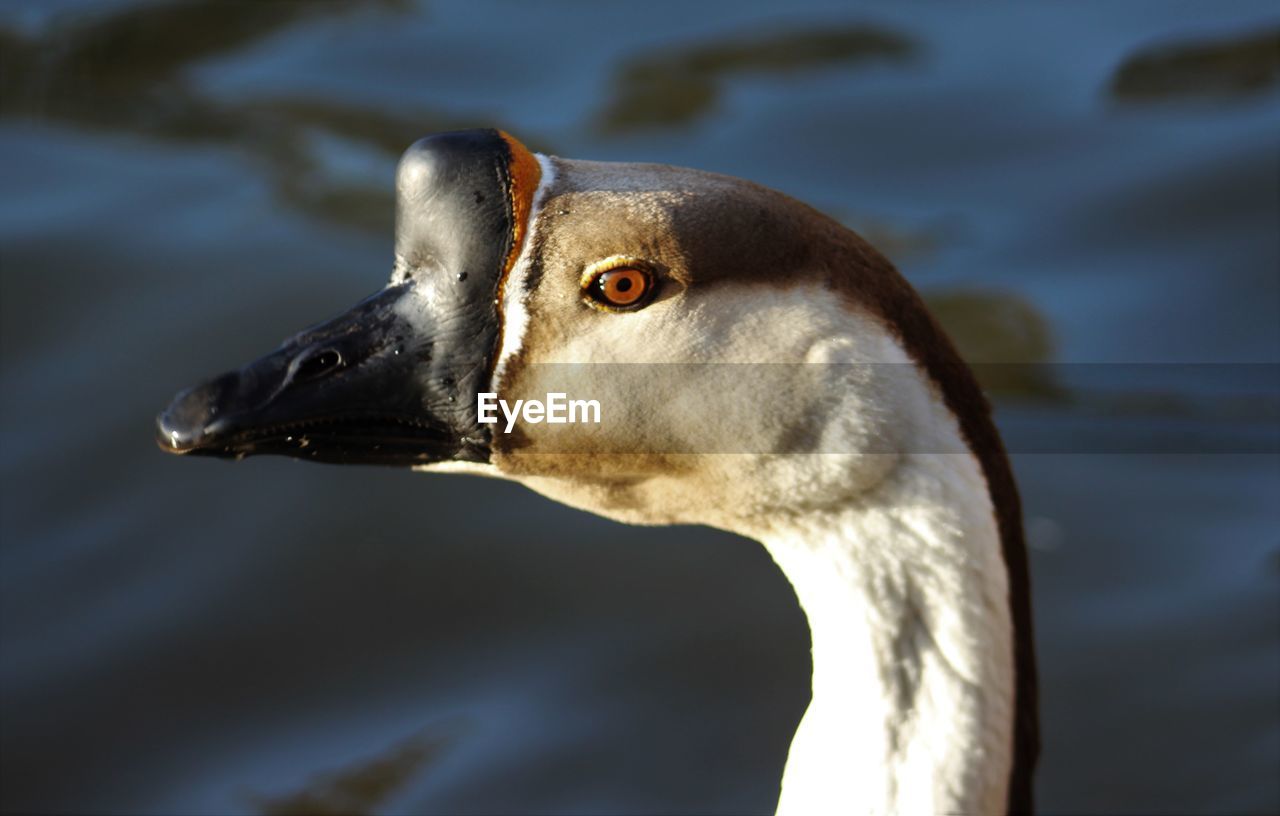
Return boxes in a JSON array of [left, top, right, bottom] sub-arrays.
[[158, 129, 915, 526], [157, 129, 1036, 815]]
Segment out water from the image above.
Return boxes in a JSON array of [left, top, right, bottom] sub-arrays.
[[2, 1, 1278, 813]]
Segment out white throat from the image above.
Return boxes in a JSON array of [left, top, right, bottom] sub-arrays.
[[755, 446, 1014, 815]]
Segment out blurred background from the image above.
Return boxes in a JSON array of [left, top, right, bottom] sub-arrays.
[[1, 1, 1277, 813]]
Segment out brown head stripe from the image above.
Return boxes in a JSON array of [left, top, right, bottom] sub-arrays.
[[498, 131, 543, 279], [488, 131, 542, 379]]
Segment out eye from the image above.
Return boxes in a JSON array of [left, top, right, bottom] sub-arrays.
[[583, 263, 655, 311], [294, 348, 343, 383]]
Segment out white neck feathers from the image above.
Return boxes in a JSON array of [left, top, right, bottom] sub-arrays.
[[756, 442, 1014, 816]]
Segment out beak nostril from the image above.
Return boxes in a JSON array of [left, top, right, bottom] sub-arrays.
[[294, 349, 343, 383]]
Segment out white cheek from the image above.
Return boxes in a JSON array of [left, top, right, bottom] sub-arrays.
[[498, 286, 942, 524]]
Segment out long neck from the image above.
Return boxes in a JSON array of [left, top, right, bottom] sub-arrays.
[[758, 451, 1015, 816]]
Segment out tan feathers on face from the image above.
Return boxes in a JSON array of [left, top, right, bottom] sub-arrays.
[[484, 157, 917, 526]]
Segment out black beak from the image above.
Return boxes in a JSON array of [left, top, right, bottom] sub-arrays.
[[156, 284, 485, 466], [155, 128, 535, 468]]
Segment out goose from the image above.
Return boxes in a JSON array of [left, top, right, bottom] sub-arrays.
[[157, 129, 1038, 815]]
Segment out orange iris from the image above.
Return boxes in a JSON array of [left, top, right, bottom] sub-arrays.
[[592, 267, 649, 307]]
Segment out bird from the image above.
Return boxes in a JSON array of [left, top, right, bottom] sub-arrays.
[[157, 129, 1038, 815]]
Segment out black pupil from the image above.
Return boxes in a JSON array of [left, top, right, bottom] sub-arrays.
[[613, 276, 633, 293]]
